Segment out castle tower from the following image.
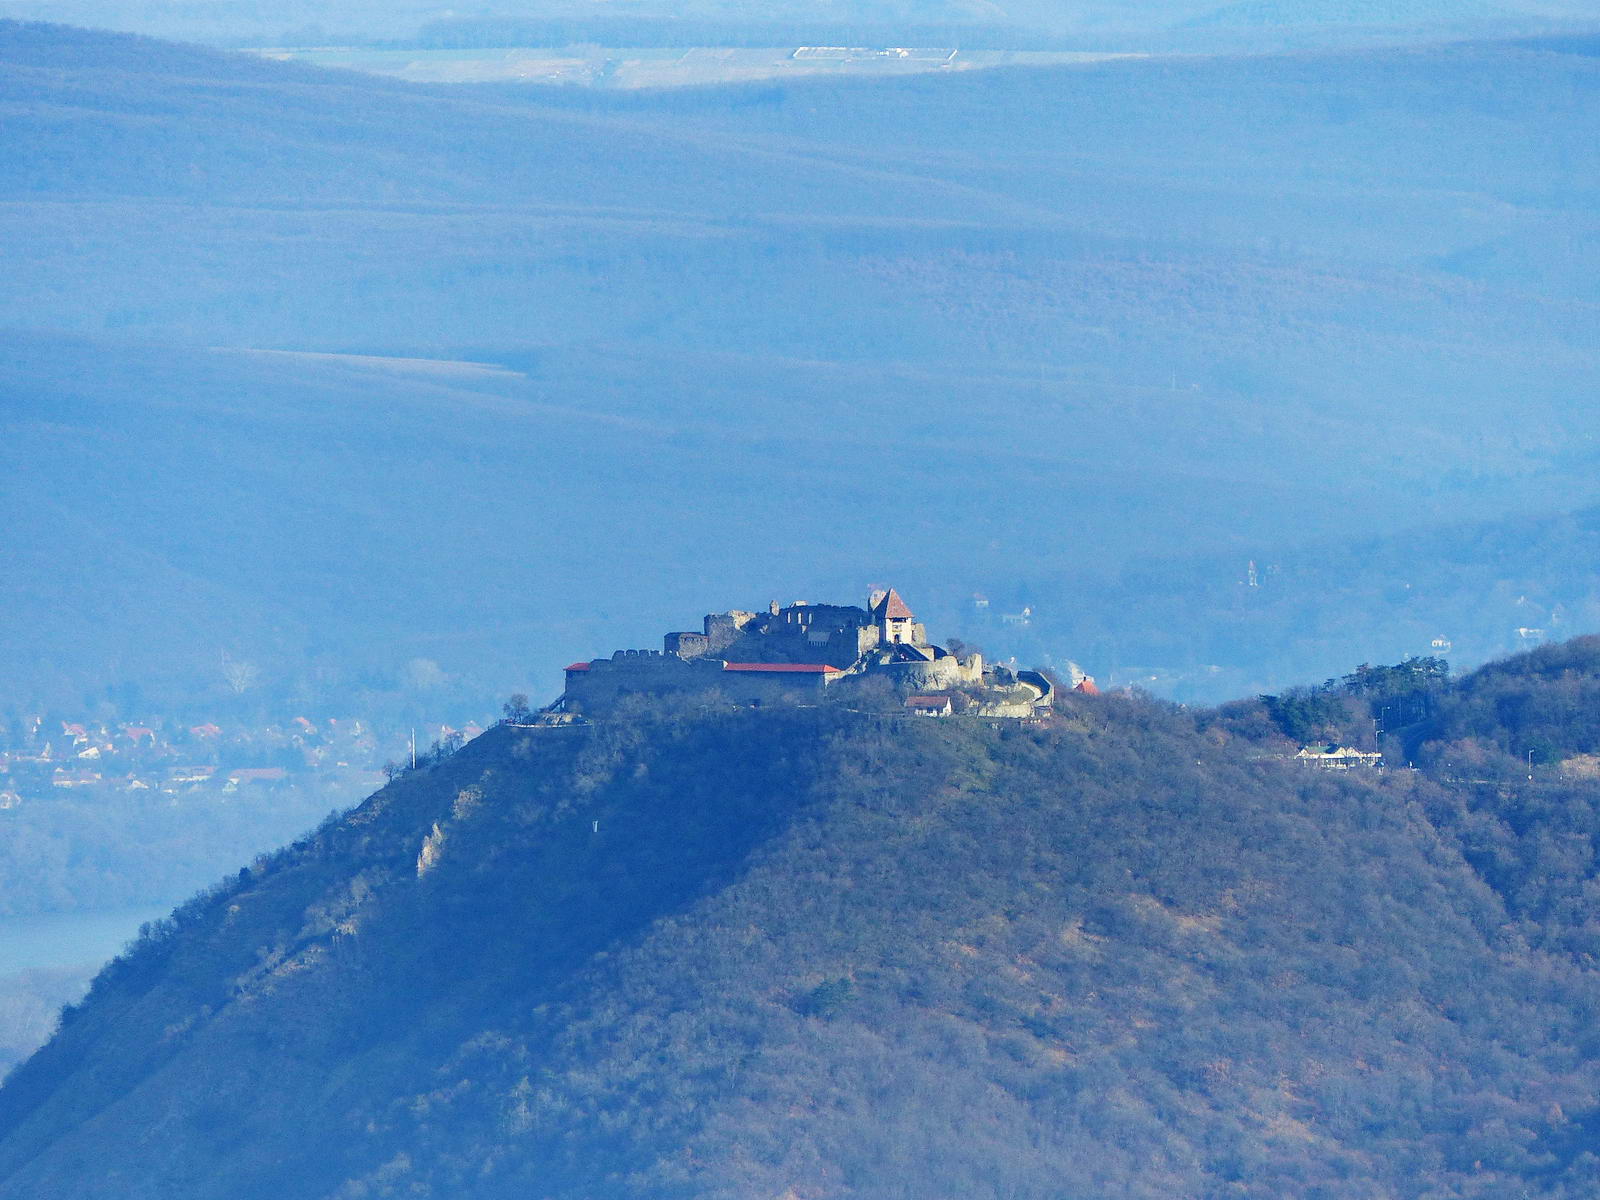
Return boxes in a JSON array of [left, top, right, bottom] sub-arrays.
[[872, 588, 921, 645]]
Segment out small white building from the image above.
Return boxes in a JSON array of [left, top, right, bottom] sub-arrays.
[[904, 694, 953, 717], [1295, 745, 1382, 770]]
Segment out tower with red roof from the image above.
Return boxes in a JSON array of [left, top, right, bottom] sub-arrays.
[[870, 588, 926, 646]]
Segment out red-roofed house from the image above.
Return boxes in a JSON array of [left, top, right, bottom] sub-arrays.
[[905, 694, 953, 716]]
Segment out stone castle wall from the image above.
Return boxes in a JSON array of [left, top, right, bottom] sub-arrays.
[[564, 651, 833, 713], [562, 592, 1049, 717], [715, 607, 879, 667], [874, 653, 983, 691]]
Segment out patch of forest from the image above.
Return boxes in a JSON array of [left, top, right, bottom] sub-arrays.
[[8, 641, 1600, 1195]]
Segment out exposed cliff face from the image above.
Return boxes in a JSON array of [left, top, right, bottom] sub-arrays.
[[3, 690, 1600, 1199]]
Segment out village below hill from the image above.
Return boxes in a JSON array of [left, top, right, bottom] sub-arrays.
[[0, 710, 491, 818]]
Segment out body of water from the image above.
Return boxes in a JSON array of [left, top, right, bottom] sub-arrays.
[[0, 906, 172, 976]]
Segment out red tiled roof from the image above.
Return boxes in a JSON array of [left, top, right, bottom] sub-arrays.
[[565, 662, 592, 672], [877, 588, 914, 620], [723, 662, 841, 674], [905, 695, 951, 709], [1073, 678, 1100, 695]]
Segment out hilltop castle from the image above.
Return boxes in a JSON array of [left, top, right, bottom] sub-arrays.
[[560, 589, 1052, 717]]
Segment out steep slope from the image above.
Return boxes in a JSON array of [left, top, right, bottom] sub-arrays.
[[2, 692, 1598, 1197], [1413, 635, 1600, 767], [1206, 636, 1600, 973]]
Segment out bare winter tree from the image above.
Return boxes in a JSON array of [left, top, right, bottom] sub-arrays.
[[221, 652, 259, 695]]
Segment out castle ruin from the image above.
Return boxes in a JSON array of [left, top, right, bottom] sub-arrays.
[[559, 589, 1052, 717]]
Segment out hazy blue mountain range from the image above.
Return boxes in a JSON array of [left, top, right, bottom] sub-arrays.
[[0, 0, 1593, 50], [2, 22, 1598, 714], [5, 17, 1600, 1192], [7, 645, 1600, 1196], [985, 503, 1600, 701]]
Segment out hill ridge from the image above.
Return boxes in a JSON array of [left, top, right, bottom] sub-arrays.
[[6, 656, 1600, 1196]]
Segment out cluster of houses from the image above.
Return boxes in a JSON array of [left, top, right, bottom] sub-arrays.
[[0, 714, 483, 809]]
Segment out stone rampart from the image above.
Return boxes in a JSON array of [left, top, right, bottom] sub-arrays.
[[563, 653, 835, 713], [873, 653, 981, 691]]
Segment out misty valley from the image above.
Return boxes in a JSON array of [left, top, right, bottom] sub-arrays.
[[3, 8, 1600, 1197]]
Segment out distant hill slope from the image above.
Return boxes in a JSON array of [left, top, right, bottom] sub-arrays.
[[4, 676, 1600, 1197], [0, 0, 1591, 50], [1408, 633, 1600, 769], [968, 501, 1600, 701], [1211, 634, 1600, 967], [2, 24, 1599, 712], [4, 326, 1596, 715]]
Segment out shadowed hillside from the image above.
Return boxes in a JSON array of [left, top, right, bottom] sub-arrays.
[[4, 670, 1600, 1196], [5, 20, 1600, 1192], [1210, 635, 1600, 969]]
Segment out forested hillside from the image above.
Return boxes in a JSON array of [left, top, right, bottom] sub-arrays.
[[1227, 635, 1600, 971], [7, 645, 1600, 1196], [5, 12, 1600, 1193]]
